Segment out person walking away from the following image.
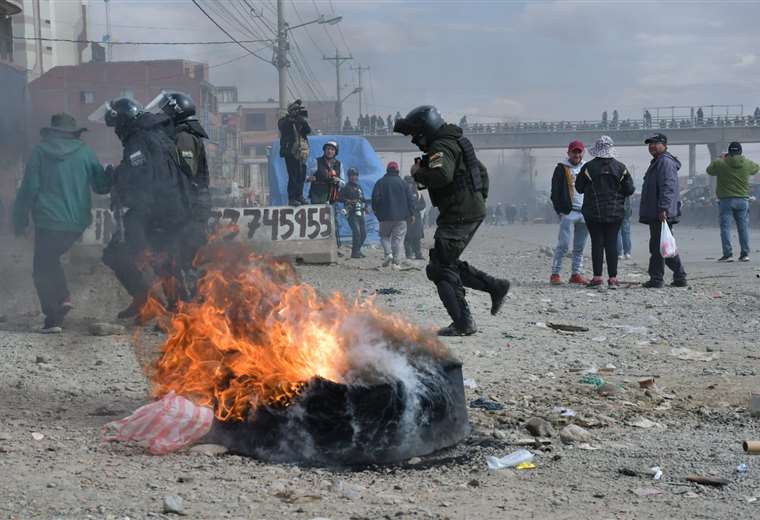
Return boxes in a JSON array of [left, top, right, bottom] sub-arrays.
[[372, 162, 414, 267], [575, 136, 635, 288], [404, 175, 426, 260], [706, 141, 758, 262], [13, 113, 111, 332], [278, 99, 311, 206], [394, 105, 510, 336], [549, 140, 588, 285], [339, 168, 368, 258], [639, 133, 687, 288], [617, 196, 633, 259]]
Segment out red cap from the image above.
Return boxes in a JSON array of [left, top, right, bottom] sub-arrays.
[[568, 140, 585, 152], [386, 161, 400, 172]]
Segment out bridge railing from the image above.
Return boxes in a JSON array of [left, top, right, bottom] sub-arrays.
[[339, 114, 760, 136]]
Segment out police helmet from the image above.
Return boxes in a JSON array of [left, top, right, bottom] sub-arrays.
[[323, 140, 339, 155], [347, 167, 359, 177], [393, 105, 445, 142], [104, 97, 144, 128], [160, 92, 196, 122]]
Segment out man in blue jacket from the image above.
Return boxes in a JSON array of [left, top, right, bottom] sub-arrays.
[[371, 161, 415, 267], [639, 133, 687, 288]]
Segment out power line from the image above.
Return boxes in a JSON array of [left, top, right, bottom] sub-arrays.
[[328, 0, 352, 56], [311, 0, 339, 51], [192, 0, 272, 65], [8, 35, 272, 45]]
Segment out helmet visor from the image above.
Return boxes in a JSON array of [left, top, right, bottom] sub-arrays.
[[145, 91, 170, 114], [87, 101, 112, 125]]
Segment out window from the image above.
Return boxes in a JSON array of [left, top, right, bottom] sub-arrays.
[[242, 165, 252, 188], [242, 144, 254, 156], [255, 145, 268, 157], [81, 91, 95, 104], [245, 113, 266, 131]]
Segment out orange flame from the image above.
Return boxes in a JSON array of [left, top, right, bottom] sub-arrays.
[[149, 239, 448, 422]]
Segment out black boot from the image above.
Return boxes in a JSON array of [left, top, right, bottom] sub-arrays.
[[117, 294, 147, 319], [489, 279, 510, 315], [438, 300, 477, 336], [435, 281, 477, 336]]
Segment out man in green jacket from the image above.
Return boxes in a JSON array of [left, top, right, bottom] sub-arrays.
[[706, 141, 759, 262], [13, 113, 111, 332]]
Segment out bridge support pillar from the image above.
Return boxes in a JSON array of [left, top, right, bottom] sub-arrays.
[[688, 143, 696, 179], [707, 142, 726, 190]]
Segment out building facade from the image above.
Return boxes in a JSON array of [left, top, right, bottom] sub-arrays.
[[28, 59, 218, 167], [11, 0, 91, 81]]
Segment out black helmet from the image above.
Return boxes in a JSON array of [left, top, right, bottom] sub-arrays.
[[347, 167, 359, 177], [105, 97, 143, 128], [393, 105, 445, 143], [323, 140, 339, 155], [164, 92, 196, 122]]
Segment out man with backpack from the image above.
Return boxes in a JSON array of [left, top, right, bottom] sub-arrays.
[[278, 99, 311, 206], [394, 106, 510, 336]]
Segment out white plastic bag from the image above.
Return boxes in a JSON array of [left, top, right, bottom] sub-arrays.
[[101, 391, 214, 454], [486, 449, 534, 470], [659, 221, 678, 258]]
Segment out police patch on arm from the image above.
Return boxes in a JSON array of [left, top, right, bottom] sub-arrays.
[[129, 150, 146, 167], [428, 152, 444, 169]]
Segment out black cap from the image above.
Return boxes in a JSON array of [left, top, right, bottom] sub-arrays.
[[728, 142, 742, 156], [347, 167, 359, 177], [645, 133, 667, 145]]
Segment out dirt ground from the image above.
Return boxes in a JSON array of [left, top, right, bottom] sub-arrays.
[[1, 222, 759, 520]]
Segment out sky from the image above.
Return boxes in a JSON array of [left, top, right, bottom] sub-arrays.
[[82, 0, 760, 178]]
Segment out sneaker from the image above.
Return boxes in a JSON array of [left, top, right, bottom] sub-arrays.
[[671, 278, 688, 287], [569, 273, 588, 285], [586, 277, 603, 287], [618, 255, 624, 260], [40, 325, 63, 334], [288, 199, 301, 207], [608, 277, 620, 288], [58, 299, 74, 321], [550, 274, 562, 285], [382, 255, 394, 267], [414, 255, 425, 260], [717, 255, 734, 262], [624, 254, 632, 260], [739, 255, 750, 262], [642, 279, 664, 289]]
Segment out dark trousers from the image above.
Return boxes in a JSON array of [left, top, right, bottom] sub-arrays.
[[284, 156, 306, 202], [347, 212, 366, 256], [586, 221, 621, 277], [648, 221, 687, 283], [427, 221, 499, 326], [33, 228, 81, 320], [404, 213, 424, 259], [103, 209, 185, 303]]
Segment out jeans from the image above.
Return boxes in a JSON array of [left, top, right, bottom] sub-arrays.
[[347, 212, 366, 256], [647, 221, 687, 283], [33, 228, 82, 321], [551, 211, 587, 275], [617, 216, 632, 256], [379, 220, 407, 263], [719, 197, 750, 257], [586, 221, 621, 278]]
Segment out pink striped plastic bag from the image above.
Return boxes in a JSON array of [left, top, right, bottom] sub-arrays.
[[101, 391, 214, 454]]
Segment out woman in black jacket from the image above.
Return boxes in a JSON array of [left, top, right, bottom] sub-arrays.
[[575, 136, 635, 287]]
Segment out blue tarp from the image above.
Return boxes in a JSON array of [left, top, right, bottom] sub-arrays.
[[268, 135, 384, 241]]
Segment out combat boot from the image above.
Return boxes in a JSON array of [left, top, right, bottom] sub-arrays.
[[489, 279, 510, 315], [437, 298, 477, 336]]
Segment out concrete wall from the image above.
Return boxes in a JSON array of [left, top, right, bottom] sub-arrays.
[[0, 61, 27, 232]]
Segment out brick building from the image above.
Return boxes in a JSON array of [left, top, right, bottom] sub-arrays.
[[27, 59, 218, 168]]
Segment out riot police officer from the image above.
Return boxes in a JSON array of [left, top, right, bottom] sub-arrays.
[[339, 168, 368, 258], [100, 97, 191, 319], [394, 105, 510, 336], [149, 91, 211, 294]]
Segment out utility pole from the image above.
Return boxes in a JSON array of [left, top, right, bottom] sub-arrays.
[[350, 64, 369, 118], [33, 0, 43, 76], [104, 0, 113, 61], [323, 50, 352, 132]]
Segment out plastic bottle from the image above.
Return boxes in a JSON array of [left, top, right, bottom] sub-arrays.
[[486, 449, 534, 470]]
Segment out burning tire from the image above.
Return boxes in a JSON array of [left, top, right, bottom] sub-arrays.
[[201, 360, 468, 465]]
